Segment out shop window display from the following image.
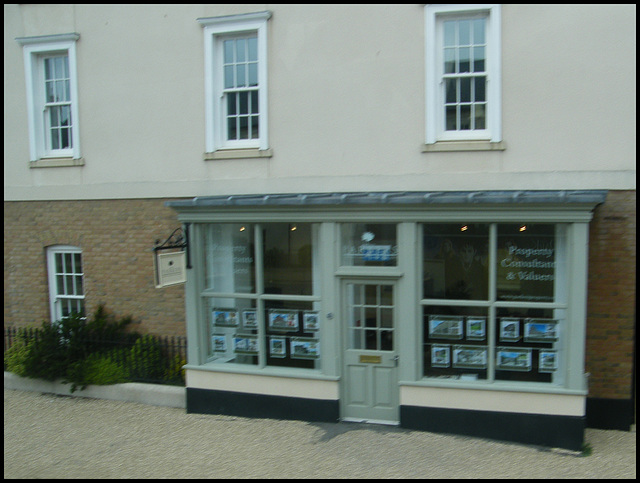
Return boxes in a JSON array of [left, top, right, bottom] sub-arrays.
[[204, 223, 320, 370], [422, 223, 566, 385]]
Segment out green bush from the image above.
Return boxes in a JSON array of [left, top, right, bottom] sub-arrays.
[[4, 305, 186, 390], [4, 338, 32, 377]]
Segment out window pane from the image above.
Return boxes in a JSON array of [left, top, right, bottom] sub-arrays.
[[459, 47, 470, 73], [263, 223, 314, 296], [265, 300, 320, 369], [423, 224, 489, 300], [445, 78, 457, 104], [227, 117, 237, 140], [474, 104, 486, 129], [460, 104, 471, 130], [444, 48, 456, 74], [248, 37, 258, 61], [496, 224, 559, 303], [236, 64, 245, 87], [341, 223, 397, 267], [250, 115, 259, 139], [460, 77, 471, 103], [239, 91, 248, 114], [208, 298, 258, 366], [74, 253, 82, 273], [248, 62, 258, 86], [60, 128, 71, 149], [444, 21, 456, 47], [494, 307, 560, 384], [44, 58, 54, 80], [474, 77, 486, 102], [458, 20, 471, 45], [473, 18, 485, 44], [204, 224, 256, 293], [473, 46, 485, 72], [239, 116, 249, 139], [224, 65, 234, 89], [236, 38, 246, 62], [223, 39, 234, 63], [423, 306, 488, 380], [250, 90, 259, 114], [446, 106, 457, 131]]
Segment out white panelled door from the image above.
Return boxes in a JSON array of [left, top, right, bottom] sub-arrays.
[[341, 281, 399, 424]]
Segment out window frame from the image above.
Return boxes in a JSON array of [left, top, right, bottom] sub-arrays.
[[16, 33, 81, 162], [46, 245, 85, 323], [425, 4, 501, 145], [198, 11, 271, 153]]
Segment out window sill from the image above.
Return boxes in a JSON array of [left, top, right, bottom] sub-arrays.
[[204, 148, 273, 161], [29, 157, 84, 168], [184, 363, 339, 382], [422, 140, 506, 153]]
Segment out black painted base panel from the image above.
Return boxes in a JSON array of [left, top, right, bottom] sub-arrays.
[[400, 405, 585, 451], [586, 397, 635, 431], [187, 387, 340, 423]]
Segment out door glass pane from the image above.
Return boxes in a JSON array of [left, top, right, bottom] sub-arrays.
[[347, 283, 394, 351]]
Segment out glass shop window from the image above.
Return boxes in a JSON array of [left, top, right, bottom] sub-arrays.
[[265, 300, 321, 369], [422, 223, 567, 386], [263, 223, 314, 296], [423, 223, 489, 300], [423, 306, 489, 381], [208, 298, 259, 366], [496, 224, 564, 303], [203, 222, 320, 370], [341, 223, 398, 267], [204, 224, 256, 293]]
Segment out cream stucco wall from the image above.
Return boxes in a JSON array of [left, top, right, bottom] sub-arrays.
[[4, 4, 636, 201]]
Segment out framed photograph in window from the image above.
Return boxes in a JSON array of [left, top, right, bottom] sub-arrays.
[[243, 310, 258, 328], [496, 347, 532, 371], [452, 345, 487, 369], [233, 335, 258, 354], [524, 319, 558, 342], [213, 308, 239, 327], [290, 338, 319, 359], [269, 337, 286, 358], [429, 315, 464, 340], [539, 350, 558, 372], [303, 311, 320, 332], [212, 334, 227, 352], [499, 318, 520, 341], [269, 310, 299, 332], [431, 344, 451, 368], [466, 317, 486, 341]]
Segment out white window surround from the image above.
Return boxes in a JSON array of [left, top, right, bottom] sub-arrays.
[[16, 33, 82, 163], [198, 11, 271, 155], [46, 245, 85, 323], [425, 4, 501, 147]]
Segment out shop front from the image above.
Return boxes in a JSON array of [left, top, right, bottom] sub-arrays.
[[168, 190, 606, 450]]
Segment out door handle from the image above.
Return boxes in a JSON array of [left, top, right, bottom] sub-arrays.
[[393, 355, 399, 367]]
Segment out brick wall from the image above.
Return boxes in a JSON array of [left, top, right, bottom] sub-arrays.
[[4, 199, 188, 337], [586, 190, 636, 400]]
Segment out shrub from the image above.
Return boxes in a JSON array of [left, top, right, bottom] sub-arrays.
[[4, 305, 186, 390]]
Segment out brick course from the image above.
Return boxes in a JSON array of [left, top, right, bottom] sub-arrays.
[[4, 199, 188, 337], [586, 190, 636, 400]]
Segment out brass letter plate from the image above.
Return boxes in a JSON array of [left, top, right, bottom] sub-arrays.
[[359, 355, 382, 364]]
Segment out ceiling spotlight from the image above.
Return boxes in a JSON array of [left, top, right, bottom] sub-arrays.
[[519, 225, 527, 232], [461, 225, 469, 232]]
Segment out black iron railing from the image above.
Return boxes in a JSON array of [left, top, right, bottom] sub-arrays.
[[4, 326, 187, 386]]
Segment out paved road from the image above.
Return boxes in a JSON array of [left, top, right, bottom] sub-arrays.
[[4, 389, 636, 479]]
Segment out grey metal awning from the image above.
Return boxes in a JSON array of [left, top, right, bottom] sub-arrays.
[[167, 190, 608, 209]]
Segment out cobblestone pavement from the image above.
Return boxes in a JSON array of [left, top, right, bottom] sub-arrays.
[[4, 389, 636, 479]]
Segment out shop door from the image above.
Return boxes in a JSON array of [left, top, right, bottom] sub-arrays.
[[341, 281, 399, 424]]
